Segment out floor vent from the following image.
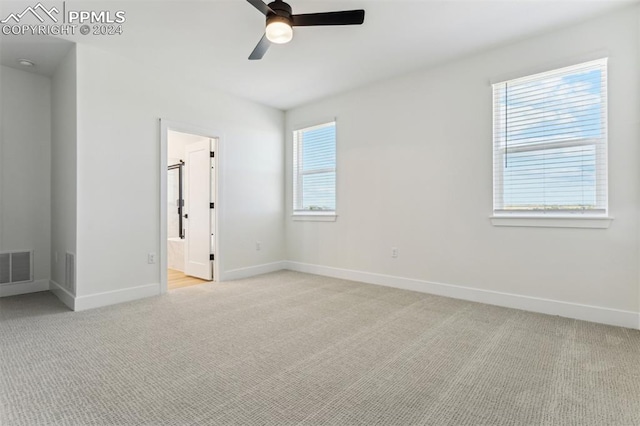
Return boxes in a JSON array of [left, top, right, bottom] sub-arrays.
[[0, 251, 33, 285], [65, 252, 76, 294]]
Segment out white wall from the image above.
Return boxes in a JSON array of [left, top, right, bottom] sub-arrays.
[[50, 47, 77, 292], [285, 7, 640, 319], [75, 44, 284, 298], [0, 66, 51, 285]]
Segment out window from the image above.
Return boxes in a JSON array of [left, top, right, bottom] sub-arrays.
[[293, 121, 336, 216], [492, 59, 608, 216]]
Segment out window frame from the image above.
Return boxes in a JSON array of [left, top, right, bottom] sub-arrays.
[[292, 121, 337, 220], [491, 58, 611, 227]]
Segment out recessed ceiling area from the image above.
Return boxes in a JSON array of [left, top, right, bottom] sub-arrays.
[[1, 0, 637, 109], [0, 35, 74, 77]]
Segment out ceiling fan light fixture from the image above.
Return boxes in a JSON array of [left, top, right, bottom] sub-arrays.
[[265, 16, 293, 44], [246, 0, 365, 59]]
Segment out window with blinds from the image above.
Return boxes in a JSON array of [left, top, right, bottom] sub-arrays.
[[492, 59, 608, 215], [293, 121, 336, 214]]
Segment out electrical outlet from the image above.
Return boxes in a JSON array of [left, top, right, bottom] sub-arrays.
[[147, 252, 157, 264], [391, 247, 398, 258], [256, 241, 262, 251]]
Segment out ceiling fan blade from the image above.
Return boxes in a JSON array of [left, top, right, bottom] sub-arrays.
[[246, 0, 275, 16], [292, 10, 365, 27], [249, 33, 271, 60]]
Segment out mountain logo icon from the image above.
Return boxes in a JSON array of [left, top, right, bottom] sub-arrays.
[[1, 3, 60, 24]]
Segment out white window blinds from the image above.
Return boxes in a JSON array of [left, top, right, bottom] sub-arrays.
[[293, 121, 336, 213], [492, 59, 608, 215]]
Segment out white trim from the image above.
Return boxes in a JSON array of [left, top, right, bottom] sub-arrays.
[[284, 261, 639, 330], [490, 216, 613, 228], [74, 283, 160, 311], [489, 51, 609, 85], [492, 57, 607, 86], [49, 280, 75, 310], [292, 117, 338, 132], [159, 119, 223, 293], [0, 279, 48, 297], [220, 261, 286, 281], [292, 214, 337, 222], [160, 120, 169, 294]]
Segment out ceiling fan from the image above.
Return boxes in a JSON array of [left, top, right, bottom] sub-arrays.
[[245, 0, 365, 60]]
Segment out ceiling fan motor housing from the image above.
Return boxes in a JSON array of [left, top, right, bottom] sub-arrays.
[[267, 0, 293, 26]]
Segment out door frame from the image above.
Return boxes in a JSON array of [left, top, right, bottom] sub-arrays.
[[159, 119, 222, 293]]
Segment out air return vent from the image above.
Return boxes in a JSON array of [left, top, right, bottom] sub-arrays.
[[0, 251, 33, 285], [65, 252, 76, 294]]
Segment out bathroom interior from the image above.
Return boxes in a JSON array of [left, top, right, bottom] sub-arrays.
[[167, 130, 215, 290]]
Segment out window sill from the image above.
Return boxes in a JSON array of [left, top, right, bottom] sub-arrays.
[[490, 215, 613, 229], [292, 213, 337, 222]]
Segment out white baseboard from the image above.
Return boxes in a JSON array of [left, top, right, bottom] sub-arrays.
[[284, 261, 640, 330], [74, 283, 160, 311], [0, 279, 49, 297], [49, 280, 75, 310], [221, 261, 287, 281]]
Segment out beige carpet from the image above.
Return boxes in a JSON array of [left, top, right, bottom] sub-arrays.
[[1, 270, 639, 425]]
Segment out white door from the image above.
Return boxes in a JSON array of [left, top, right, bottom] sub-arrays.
[[184, 138, 212, 280]]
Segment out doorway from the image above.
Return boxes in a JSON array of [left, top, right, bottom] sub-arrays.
[[160, 120, 220, 293]]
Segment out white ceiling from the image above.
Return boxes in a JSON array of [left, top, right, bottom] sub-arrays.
[[1, 0, 637, 110], [0, 35, 73, 76]]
